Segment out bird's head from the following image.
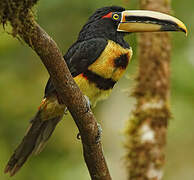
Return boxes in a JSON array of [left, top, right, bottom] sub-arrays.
[[78, 6, 187, 42]]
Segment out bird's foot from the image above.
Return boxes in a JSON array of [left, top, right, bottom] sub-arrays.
[[76, 123, 102, 143], [95, 123, 102, 143]]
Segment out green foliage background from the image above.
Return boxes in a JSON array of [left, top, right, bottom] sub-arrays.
[[0, 0, 193, 179]]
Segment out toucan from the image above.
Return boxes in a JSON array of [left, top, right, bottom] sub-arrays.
[[5, 6, 187, 176]]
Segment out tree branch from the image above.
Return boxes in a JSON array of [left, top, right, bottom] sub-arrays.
[[0, 1, 111, 179]]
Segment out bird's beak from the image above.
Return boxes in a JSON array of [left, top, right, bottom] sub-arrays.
[[117, 10, 187, 35]]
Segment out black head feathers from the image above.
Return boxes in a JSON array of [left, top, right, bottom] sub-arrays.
[[87, 6, 125, 23], [77, 6, 128, 48]]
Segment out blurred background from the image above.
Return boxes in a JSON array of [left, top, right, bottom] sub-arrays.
[[0, 0, 193, 179]]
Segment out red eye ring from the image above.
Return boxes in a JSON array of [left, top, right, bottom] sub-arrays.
[[102, 12, 112, 19]]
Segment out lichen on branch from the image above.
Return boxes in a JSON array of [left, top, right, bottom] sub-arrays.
[[0, 0, 38, 36]]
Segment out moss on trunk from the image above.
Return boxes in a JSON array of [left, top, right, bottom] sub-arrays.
[[126, 0, 171, 180]]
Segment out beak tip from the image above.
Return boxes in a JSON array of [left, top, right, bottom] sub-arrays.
[[177, 22, 188, 36], [181, 27, 188, 36], [185, 29, 188, 37]]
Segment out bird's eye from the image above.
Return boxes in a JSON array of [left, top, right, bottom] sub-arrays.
[[112, 13, 120, 21]]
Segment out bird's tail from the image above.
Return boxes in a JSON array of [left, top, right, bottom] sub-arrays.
[[4, 96, 65, 176]]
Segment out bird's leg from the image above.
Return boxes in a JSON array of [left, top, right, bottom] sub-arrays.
[[84, 95, 91, 113], [76, 96, 102, 143], [76, 95, 91, 140]]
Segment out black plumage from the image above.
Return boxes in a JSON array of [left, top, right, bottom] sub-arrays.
[[83, 70, 116, 90], [114, 54, 129, 69]]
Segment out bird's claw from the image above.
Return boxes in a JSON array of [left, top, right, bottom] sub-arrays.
[[76, 123, 102, 143], [64, 107, 68, 115], [77, 132, 81, 140], [95, 123, 102, 143]]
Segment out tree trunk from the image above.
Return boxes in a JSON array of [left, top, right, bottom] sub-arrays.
[[126, 0, 171, 180]]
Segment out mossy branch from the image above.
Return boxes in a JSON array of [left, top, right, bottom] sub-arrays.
[[0, 1, 111, 179], [126, 0, 171, 180]]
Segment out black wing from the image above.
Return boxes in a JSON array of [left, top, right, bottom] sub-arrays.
[[44, 38, 107, 97]]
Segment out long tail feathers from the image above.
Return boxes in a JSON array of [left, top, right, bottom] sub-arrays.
[[4, 112, 63, 176]]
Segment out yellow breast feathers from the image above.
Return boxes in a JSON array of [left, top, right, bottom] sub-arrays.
[[88, 40, 132, 81]]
